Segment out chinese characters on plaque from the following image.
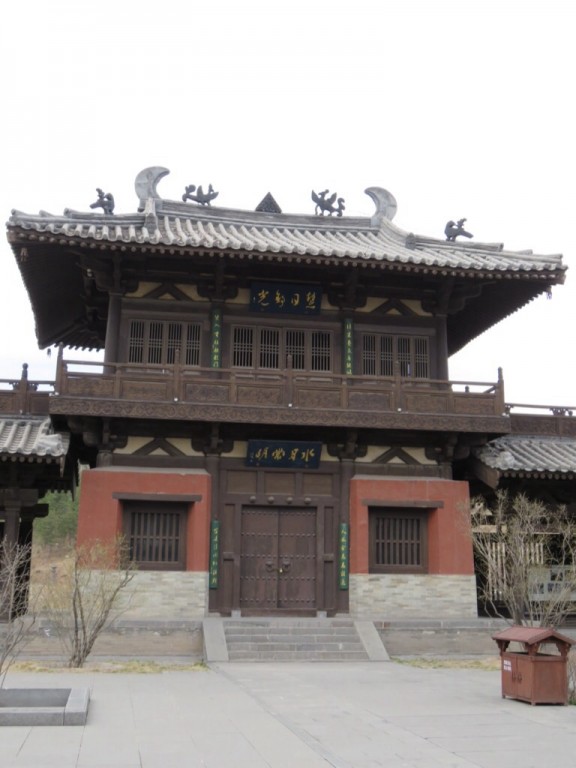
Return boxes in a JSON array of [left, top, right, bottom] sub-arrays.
[[250, 282, 322, 315], [246, 440, 322, 469]]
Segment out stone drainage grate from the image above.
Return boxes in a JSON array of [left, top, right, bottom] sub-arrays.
[[0, 688, 90, 726]]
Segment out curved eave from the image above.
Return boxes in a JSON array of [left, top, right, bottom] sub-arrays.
[[0, 453, 67, 467], [7, 214, 566, 352], [8, 225, 567, 280], [499, 469, 576, 481], [447, 279, 559, 356]]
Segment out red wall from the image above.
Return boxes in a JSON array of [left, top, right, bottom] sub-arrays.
[[349, 476, 473, 575], [77, 469, 211, 571]]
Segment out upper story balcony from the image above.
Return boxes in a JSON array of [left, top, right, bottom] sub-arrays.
[[1, 357, 513, 434]]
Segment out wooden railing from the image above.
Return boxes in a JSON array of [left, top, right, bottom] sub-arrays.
[[45, 354, 509, 427], [507, 402, 576, 438], [4, 360, 574, 437], [0, 364, 53, 416]]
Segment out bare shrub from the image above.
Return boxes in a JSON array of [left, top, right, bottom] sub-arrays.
[[0, 539, 36, 686], [568, 652, 576, 704], [472, 491, 576, 627], [41, 538, 135, 667]]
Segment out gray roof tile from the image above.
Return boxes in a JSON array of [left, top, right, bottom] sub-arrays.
[[0, 417, 70, 460], [7, 167, 565, 277], [475, 435, 576, 474]]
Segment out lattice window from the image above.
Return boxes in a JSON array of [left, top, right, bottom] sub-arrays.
[[184, 323, 201, 366], [362, 334, 377, 376], [379, 335, 394, 376], [311, 331, 331, 371], [413, 337, 429, 378], [233, 326, 254, 367], [369, 509, 428, 573], [397, 336, 411, 376], [232, 326, 333, 372], [260, 329, 280, 369], [128, 320, 145, 363], [148, 322, 163, 365], [361, 333, 429, 378], [166, 323, 182, 365], [123, 502, 186, 570], [128, 320, 202, 366], [286, 330, 305, 370]]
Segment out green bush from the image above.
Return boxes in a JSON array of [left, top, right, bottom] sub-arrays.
[[34, 491, 78, 545]]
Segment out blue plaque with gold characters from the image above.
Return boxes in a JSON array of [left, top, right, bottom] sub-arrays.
[[250, 281, 321, 315], [246, 440, 322, 469]]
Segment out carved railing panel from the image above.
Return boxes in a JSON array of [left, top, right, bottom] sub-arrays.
[[121, 379, 171, 401], [404, 392, 449, 414], [66, 376, 115, 398], [237, 385, 282, 406], [185, 383, 228, 403], [453, 395, 497, 415], [348, 390, 393, 411], [296, 388, 341, 409], [510, 412, 576, 437]]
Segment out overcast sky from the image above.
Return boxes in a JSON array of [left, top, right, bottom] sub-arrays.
[[1, 0, 574, 409]]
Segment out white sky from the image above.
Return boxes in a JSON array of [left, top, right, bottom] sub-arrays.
[[1, 0, 574, 408]]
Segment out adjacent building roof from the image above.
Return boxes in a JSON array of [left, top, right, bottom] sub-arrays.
[[0, 416, 70, 467], [474, 434, 576, 478]]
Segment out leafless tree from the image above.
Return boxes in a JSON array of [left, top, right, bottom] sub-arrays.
[[0, 539, 36, 686], [471, 491, 576, 627], [41, 538, 135, 668]]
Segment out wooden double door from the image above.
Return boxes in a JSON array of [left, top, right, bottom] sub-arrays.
[[240, 506, 317, 613]]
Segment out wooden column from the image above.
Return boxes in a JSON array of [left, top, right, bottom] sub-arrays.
[[104, 291, 122, 365], [436, 315, 449, 381], [206, 452, 221, 612]]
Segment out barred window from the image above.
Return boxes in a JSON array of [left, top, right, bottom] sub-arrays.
[[231, 326, 333, 372], [233, 326, 254, 367], [362, 334, 430, 378], [369, 509, 428, 573], [123, 502, 186, 570], [127, 320, 202, 366]]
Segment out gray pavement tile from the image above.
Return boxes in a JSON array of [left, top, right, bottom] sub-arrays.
[[3, 662, 576, 768]]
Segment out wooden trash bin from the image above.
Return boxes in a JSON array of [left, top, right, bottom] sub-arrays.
[[492, 626, 574, 705]]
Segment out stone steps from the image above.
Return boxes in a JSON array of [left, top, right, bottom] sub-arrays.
[[222, 618, 371, 662]]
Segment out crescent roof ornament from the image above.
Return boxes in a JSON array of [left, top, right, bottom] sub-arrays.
[[135, 167, 170, 211], [364, 187, 398, 222]]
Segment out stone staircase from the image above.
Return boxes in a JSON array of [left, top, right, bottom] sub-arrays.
[[202, 617, 390, 662]]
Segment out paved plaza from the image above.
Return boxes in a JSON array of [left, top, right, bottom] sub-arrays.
[[2, 660, 576, 767]]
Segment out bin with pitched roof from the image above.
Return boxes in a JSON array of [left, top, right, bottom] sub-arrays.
[[492, 626, 574, 705]]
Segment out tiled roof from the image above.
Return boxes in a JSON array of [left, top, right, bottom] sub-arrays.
[[0, 417, 70, 463], [474, 435, 576, 475], [7, 167, 565, 278]]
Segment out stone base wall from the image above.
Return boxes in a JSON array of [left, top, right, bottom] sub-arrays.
[[116, 571, 209, 620], [349, 574, 478, 618]]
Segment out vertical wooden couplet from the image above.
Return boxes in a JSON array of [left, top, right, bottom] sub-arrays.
[[211, 308, 222, 368], [209, 520, 220, 589], [343, 318, 353, 375], [338, 523, 349, 590]]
